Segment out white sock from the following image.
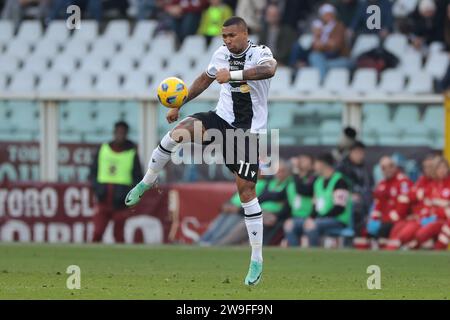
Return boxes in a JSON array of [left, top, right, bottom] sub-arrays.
[[242, 198, 263, 263], [142, 132, 179, 185]]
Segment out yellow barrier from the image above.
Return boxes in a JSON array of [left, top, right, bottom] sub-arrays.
[[445, 91, 450, 162]]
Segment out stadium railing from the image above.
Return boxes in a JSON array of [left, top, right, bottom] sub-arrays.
[[0, 92, 448, 181]]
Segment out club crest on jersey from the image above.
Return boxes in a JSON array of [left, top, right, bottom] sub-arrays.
[[240, 84, 250, 93]]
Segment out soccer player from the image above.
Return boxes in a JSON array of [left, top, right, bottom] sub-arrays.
[[125, 16, 277, 286]]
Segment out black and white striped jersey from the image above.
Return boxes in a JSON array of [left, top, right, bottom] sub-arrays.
[[205, 41, 275, 133]]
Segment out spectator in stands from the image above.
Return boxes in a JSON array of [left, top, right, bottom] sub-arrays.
[[164, 0, 209, 44], [289, 19, 323, 71], [330, 0, 359, 28], [282, 154, 316, 247], [258, 3, 297, 66], [131, 0, 157, 20], [235, 0, 265, 34], [365, 156, 413, 249], [198, 173, 268, 246], [303, 153, 352, 247], [308, 3, 352, 80], [217, 159, 292, 246], [409, 0, 445, 52], [331, 126, 357, 163], [2, 0, 49, 27], [336, 141, 373, 237], [385, 154, 438, 250], [198, 0, 233, 42], [267, 0, 314, 31], [349, 0, 393, 39], [46, 0, 103, 23], [89, 121, 143, 243], [411, 156, 450, 249]]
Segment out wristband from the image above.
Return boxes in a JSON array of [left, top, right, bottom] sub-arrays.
[[230, 70, 244, 81]]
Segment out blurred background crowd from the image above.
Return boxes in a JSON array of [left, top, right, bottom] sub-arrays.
[[2, 0, 450, 92]]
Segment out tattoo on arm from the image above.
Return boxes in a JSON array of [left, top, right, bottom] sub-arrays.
[[243, 60, 277, 80], [184, 72, 215, 104]]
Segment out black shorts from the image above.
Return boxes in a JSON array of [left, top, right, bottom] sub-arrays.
[[189, 111, 259, 183]]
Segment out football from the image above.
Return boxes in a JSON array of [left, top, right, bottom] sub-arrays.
[[157, 77, 189, 108]]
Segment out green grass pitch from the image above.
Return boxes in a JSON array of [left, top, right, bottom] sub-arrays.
[[0, 244, 449, 299]]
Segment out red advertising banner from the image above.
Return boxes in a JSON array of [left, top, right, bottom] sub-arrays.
[[0, 182, 171, 244], [168, 182, 236, 244], [0, 182, 235, 244]]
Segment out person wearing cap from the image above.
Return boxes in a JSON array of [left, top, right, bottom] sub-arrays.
[[308, 3, 351, 80], [410, 0, 446, 51], [303, 153, 352, 247]]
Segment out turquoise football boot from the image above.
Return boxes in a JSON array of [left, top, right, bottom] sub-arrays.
[[244, 260, 263, 286], [124, 181, 153, 207]]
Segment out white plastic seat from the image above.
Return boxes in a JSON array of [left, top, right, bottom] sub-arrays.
[[348, 68, 377, 94], [4, 39, 34, 59], [405, 72, 433, 94], [0, 55, 21, 74], [139, 55, 167, 77], [16, 20, 43, 42], [269, 67, 292, 96], [148, 34, 176, 59], [122, 72, 150, 95], [424, 52, 449, 79], [322, 68, 350, 94], [71, 20, 99, 42], [131, 20, 157, 42], [108, 55, 137, 75], [89, 37, 119, 59], [383, 33, 408, 58], [177, 35, 207, 59], [36, 72, 66, 94], [32, 38, 61, 59], [165, 56, 193, 74], [21, 55, 50, 75], [50, 54, 78, 74], [7, 71, 36, 94], [0, 73, 7, 90], [78, 55, 107, 74], [206, 36, 224, 56], [299, 34, 313, 50], [399, 50, 422, 76], [351, 34, 379, 58], [0, 21, 14, 42], [43, 20, 69, 42], [392, 105, 420, 127], [376, 69, 405, 94], [120, 40, 147, 60], [103, 20, 130, 43], [66, 72, 95, 94], [423, 106, 443, 128], [61, 38, 90, 58], [429, 41, 444, 54], [293, 67, 321, 93], [95, 72, 122, 93]]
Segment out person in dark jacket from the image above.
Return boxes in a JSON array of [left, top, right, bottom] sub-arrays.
[[336, 141, 373, 236], [90, 121, 143, 243]]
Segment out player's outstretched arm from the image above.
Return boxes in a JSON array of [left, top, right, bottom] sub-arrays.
[[184, 72, 215, 104], [243, 59, 277, 80]]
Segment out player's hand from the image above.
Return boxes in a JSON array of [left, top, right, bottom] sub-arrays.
[[166, 108, 180, 123], [216, 68, 231, 84]]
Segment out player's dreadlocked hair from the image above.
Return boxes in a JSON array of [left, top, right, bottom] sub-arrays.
[[223, 16, 248, 31]]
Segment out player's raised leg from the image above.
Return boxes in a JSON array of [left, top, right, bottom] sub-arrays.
[[125, 117, 204, 206], [236, 175, 263, 285]]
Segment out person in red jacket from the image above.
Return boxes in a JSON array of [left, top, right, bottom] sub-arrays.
[[365, 156, 413, 248], [385, 154, 437, 250], [411, 157, 450, 249]]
